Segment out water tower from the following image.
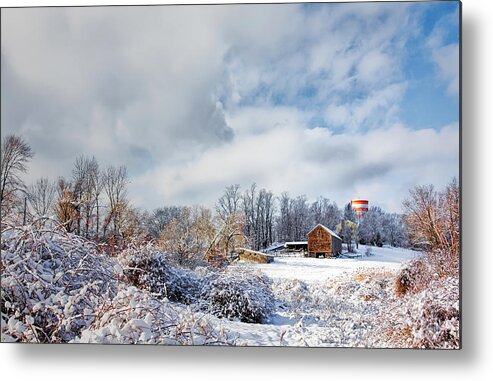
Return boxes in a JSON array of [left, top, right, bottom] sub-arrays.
[[351, 199, 369, 222]]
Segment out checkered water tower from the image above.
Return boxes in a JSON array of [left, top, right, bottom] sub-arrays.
[[351, 199, 369, 221]]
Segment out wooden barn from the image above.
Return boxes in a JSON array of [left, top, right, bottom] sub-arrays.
[[306, 224, 342, 258]]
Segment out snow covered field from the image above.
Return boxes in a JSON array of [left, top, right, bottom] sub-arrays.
[[222, 245, 423, 346], [3, 225, 457, 348], [234, 245, 419, 284]]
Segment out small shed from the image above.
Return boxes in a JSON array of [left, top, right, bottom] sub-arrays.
[[306, 224, 342, 258], [264, 242, 286, 253], [284, 241, 308, 253]]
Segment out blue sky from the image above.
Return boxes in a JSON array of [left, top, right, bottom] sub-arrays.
[[1, 2, 460, 213], [401, 1, 459, 130]]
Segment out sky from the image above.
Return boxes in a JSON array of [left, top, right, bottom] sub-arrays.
[[1, 1, 460, 213]]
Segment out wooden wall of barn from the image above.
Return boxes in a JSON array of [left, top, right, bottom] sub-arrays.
[[307, 225, 342, 257], [307, 225, 333, 257]]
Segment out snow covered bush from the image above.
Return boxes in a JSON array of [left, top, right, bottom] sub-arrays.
[[274, 279, 311, 308], [1, 221, 236, 345], [1, 221, 118, 342], [118, 242, 205, 305], [409, 277, 460, 348], [73, 286, 234, 345], [380, 276, 459, 349], [395, 258, 430, 296], [201, 268, 275, 323]]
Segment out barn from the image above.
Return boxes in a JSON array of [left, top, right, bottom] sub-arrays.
[[306, 224, 342, 258]]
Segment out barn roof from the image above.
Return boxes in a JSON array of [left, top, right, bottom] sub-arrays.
[[308, 223, 342, 241], [264, 242, 286, 252]]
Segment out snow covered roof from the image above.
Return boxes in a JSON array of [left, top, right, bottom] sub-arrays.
[[264, 242, 286, 252], [308, 224, 342, 240]]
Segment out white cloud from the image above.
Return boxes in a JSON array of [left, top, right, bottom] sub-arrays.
[[325, 83, 406, 131], [426, 6, 460, 97], [132, 111, 459, 212], [432, 44, 459, 96], [357, 50, 394, 85], [1, 3, 459, 214]]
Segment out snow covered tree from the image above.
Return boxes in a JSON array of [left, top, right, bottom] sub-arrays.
[[310, 197, 341, 231], [402, 178, 460, 277], [343, 202, 357, 223], [403, 184, 440, 251], [216, 184, 241, 221], [213, 185, 247, 257], [102, 165, 129, 237], [336, 219, 359, 253], [27, 177, 57, 218], [291, 195, 311, 241], [72, 156, 102, 238], [358, 206, 384, 246], [381, 213, 408, 247], [146, 206, 183, 238], [241, 183, 275, 250], [160, 206, 215, 269], [275, 192, 292, 242], [0, 135, 34, 219], [54, 177, 78, 233]]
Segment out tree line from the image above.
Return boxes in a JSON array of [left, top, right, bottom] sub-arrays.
[[1, 134, 457, 268]]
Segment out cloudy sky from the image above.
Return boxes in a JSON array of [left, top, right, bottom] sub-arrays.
[[1, 1, 459, 213]]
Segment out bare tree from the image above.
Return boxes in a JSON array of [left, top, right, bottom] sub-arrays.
[[336, 219, 358, 253], [146, 206, 183, 238], [276, 192, 292, 242], [54, 177, 78, 233], [160, 206, 215, 268], [310, 197, 341, 231], [216, 184, 241, 221], [119, 206, 147, 240], [402, 179, 460, 277], [102, 165, 129, 237], [242, 183, 257, 246], [291, 195, 310, 241], [382, 213, 407, 247], [0, 135, 34, 216], [72, 156, 102, 238], [27, 177, 56, 218], [440, 178, 460, 257], [359, 206, 384, 246], [403, 185, 442, 250], [241, 184, 275, 250]]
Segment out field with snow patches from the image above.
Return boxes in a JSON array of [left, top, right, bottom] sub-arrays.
[[222, 246, 422, 346]]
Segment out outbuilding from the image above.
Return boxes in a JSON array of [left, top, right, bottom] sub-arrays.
[[306, 223, 342, 258], [236, 248, 274, 264]]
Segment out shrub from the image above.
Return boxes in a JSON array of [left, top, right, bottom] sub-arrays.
[[201, 268, 275, 323], [395, 259, 429, 297], [385, 276, 459, 349], [118, 243, 205, 305], [1, 222, 234, 345], [1, 222, 118, 342], [73, 286, 234, 345]]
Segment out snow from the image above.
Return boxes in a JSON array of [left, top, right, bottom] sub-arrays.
[[234, 245, 420, 283], [3, 222, 453, 348], [202, 245, 432, 347]]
